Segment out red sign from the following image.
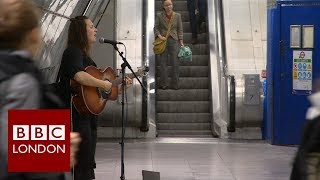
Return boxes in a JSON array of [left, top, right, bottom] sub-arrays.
[[8, 110, 70, 172], [299, 51, 305, 59], [261, 70, 267, 78]]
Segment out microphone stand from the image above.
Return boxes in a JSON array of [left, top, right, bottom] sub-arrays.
[[112, 44, 147, 180]]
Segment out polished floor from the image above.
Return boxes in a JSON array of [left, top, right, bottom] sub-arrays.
[[94, 138, 297, 180]]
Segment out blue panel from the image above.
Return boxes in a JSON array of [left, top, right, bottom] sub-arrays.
[[267, 3, 281, 144], [267, 0, 320, 145]]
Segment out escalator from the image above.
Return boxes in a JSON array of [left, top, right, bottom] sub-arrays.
[[155, 0, 213, 137]]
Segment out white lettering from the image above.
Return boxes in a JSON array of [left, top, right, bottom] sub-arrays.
[[12, 144, 66, 154], [31, 125, 47, 140], [56, 145, 65, 153], [49, 125, 65, 140], [13, 125, 29, 140], [13, 145, 18, 153], [38, 144, 46, 153], [13, 125, 65, 140], [18, 144, 28, 153]]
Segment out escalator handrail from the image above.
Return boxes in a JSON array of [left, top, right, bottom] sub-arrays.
[[227, 75, 236, 132]]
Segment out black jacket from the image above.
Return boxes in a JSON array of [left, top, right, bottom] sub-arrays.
[[0, 51, 68, 180]]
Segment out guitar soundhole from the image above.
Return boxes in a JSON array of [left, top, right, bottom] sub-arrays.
[[98, 88, 109, 99]]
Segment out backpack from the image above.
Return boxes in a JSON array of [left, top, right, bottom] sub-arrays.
[[45, 68, 68, 109]]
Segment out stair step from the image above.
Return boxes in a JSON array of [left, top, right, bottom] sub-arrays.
[[157, 89, 209, 101], [185, 43, 209, 55], [183, 33, 208, 44], [182, 22, 191, 32], [157, 113, 210, 123], [158, 122, 211, 130], [182, 22, 203, 33], [180, 55, 209, 66], [156, 77, 209, 89], [180, 11, 191, 22], [155, 55, 209, 66], [157, 101, 210, 113], [182, 22, 208, 34], [156, 66, 209, 77], [157, 130, 213, 137]]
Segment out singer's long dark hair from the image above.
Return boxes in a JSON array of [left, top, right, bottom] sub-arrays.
[[67, 16, 90, 56]]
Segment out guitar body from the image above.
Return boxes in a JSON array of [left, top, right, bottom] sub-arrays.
[[70, 66, 119, 115]]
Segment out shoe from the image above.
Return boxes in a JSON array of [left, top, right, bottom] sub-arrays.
[[191, 38, 198, 44]]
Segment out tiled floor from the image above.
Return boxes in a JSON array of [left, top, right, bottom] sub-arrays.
[[94, 138, 297, 180]]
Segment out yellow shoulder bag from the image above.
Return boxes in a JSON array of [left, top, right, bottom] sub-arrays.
[[153, 12, 175, 55]]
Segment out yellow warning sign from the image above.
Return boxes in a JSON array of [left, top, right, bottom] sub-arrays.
[[308, 64, 312, 70], [293, 71, 298, 80]]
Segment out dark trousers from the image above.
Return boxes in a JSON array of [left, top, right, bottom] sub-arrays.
[[157, 37, 180, 89], [187, 0, 207, 38], [72, 107, 97, 180]]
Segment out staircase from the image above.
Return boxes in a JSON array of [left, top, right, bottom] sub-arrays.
[[155, 0, 213, 137]]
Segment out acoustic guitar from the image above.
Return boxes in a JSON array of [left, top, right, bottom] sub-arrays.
[[70, 66, 148, 115]]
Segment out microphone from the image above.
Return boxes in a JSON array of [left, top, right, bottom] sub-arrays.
[[99, 37, 123, 45]]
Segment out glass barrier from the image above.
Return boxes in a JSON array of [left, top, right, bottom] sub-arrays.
[[32, 0, 110, 82]]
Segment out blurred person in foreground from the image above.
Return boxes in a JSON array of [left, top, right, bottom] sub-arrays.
[[290, 79, 320, 180], [0, 0, 80, 179]]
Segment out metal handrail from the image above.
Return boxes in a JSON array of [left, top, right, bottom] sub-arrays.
[[227, 75, 236, 132], [140, 0, 154, 132], [216, 0, 228, 77]]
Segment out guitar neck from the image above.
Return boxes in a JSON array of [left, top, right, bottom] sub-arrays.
[[111, 73, 136, 86]]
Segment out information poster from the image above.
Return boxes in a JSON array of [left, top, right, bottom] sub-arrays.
[[293, 50, 312, 95]]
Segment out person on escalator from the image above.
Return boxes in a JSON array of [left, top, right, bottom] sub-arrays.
[[154, 0, 184, 90], [187, 0, 207, 44]]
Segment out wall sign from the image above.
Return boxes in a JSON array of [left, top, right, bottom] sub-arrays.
[[292, 50, 312, 95]]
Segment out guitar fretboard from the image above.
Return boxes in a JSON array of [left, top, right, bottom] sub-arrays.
[[111, 71, 142, 86]]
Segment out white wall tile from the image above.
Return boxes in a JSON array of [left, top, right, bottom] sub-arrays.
[[231, 41, 254, 59], [229, 0, 253, 40], [259, 1, 267, 41], [225, 0, 267, 79]]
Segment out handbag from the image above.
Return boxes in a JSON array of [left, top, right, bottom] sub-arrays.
[[178, 46, 192, 61], [153, 12, 175, 55]]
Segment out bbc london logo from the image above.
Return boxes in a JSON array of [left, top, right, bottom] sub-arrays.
[[8, 110, 70, 172]]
